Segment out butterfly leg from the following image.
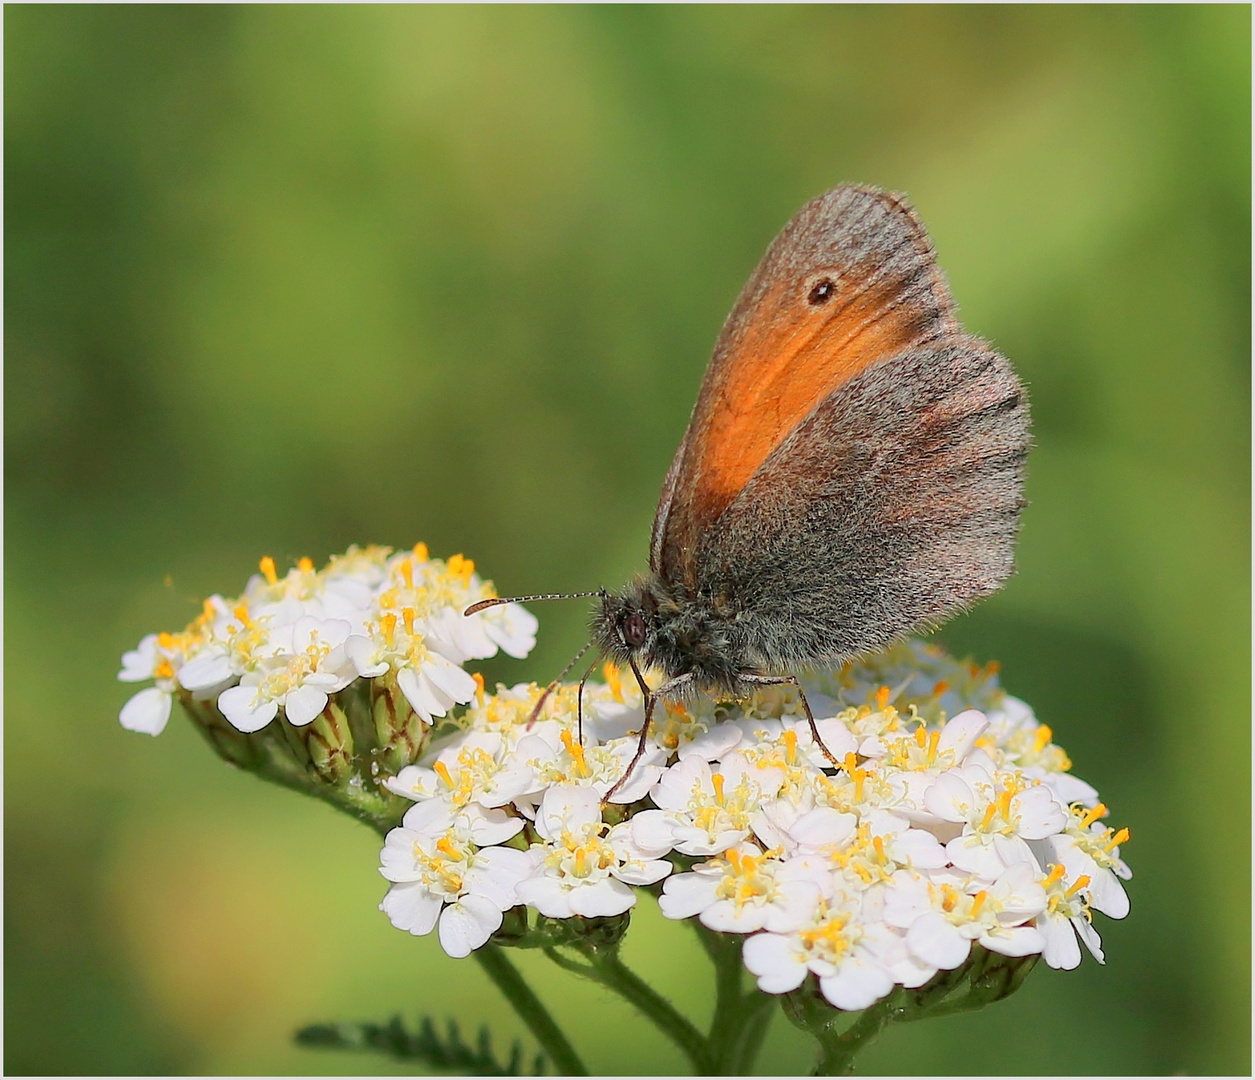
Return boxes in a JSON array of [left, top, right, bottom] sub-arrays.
[[740, 673, 841, 768], [526, 639, 593, 730], [602, 665, 695, 804], [575, 656, 601, 745]]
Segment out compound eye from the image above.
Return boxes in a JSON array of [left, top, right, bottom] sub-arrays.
[[621, 613, 647, 648]]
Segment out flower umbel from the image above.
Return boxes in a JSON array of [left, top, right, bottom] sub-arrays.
[[120, 543, 1131, 1074]]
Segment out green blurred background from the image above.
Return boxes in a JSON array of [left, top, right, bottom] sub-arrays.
[[5, 5, 1250, 1075]]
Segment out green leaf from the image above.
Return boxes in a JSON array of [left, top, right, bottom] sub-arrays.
[[295, 1014, 546, 1075]]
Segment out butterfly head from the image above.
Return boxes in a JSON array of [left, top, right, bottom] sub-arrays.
[[591, 578, 662, 669]]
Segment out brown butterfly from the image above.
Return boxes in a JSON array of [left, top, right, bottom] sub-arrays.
[[469, 185, 1029, 799]]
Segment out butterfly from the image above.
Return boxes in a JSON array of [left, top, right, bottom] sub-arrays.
[[469, 185, 1030, 799]]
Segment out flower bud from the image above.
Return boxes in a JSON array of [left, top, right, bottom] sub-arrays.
[[372, 675, 431, 773], [303, 699, 355, 785]]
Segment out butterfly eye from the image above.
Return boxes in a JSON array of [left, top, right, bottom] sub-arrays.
[[621, 613, 647, 648], [807, 278, 836, 306]]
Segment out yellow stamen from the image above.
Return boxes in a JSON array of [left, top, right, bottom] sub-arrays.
[[1033, 724, 1053, 754], [259, 556, 277, 585], [933, 680, 949, 697], [981, 803, 999, 830], [876, 686, 891, 711], [853, 767, 866, 804], [399, 560, 414, 590], [711, 772, 726, 805], [1105, 827, 1130, 851], [560, 729, 590, 778], [970, 890, 989, 917], [413, 542, 428, 562], [298, 556, 314, 574], [232, 602, 254, 629], [1066, 875, 1091, 897], [402, 607, 417, 636], [472, 672, 485, 703], [448, 553, 475, 587], [914, 726, 927, 748], [724, 848, 741, 872], [782, 729, 798, 765], [1079, 803, 1107, 830], [436, 836, 458, 859], [154, 659, 175, 680], [997, 788, 1014, 822], [433, 761, 455, 788], [940, 884, 959, 912], [843, 752, 858, 774], [575, 847, 587, 877], [1044, 864, 1067, 887], [872, 836, 886, 863], [381, 613, 397, 647], [927, 729, 941, 765], [603, 662, 624, 703]]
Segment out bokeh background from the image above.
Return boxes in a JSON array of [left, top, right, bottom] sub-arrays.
[[5, 5, 1250, 1075]]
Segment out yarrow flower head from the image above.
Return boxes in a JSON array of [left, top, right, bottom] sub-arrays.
[[120, 544, 1130, 1020]]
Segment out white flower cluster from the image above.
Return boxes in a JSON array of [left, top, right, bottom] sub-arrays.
[[117, 545, 537, 737], [118, 547, 1130, 1012], [380, 643, 1131, 1011]]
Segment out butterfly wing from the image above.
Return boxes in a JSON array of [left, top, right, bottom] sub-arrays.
[[694, 336, 1029, 668], [651, 185, 955, 585]]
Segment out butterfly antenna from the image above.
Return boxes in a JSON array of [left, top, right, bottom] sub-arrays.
[[526, 639, 595, 730], [464, 590, 605, 617]]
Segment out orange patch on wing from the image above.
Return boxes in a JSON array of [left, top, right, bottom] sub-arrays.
[[686, 272, 932, 531]]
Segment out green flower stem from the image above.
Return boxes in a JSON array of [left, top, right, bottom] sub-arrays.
[[704, 928, 751, 1073], [545, 944, 713, 1073], [784, 985, 904, 1076], [475, 944, 589, 1076], [729, 996, 776, 1074], [694, 923, 776, 1076]]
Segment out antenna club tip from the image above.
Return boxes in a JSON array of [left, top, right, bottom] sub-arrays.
[[464, 598, 504, 617]]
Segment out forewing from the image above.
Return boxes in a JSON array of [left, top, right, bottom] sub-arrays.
[[695, 338, 1030, 668], [653, 185, 954, 585]]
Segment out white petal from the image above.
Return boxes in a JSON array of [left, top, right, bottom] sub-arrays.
[[659, 873, 717, 921], [788, 807, 857, 851], [818, 958, 894, 1012], [178, 652, 235, 691], [515, 876, 575, 919], [284, 684, 328, 727], [466, 806, 525, 847], [217, 685, 278, 733], [906, 912, 971, 970], [742, 933, 807, 993], [615, 858, 673, 887], [1073, 915, 1105, 962], [923, 772, 974, 823], [396, 667, 444, 721], [119, 686, 172, 736], [1040, 913, 1082, 970], [568, 879, 635, 918], [380, 881, 441, 935], [438, 894, 502, 958], [628, 809, 677, 855], [938, 710, 988, 761], [979, 924, 1045, 957], [536, 785, 602, 839]]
